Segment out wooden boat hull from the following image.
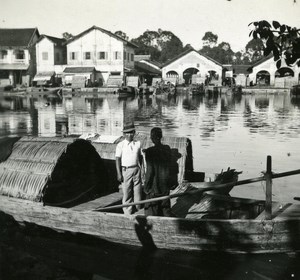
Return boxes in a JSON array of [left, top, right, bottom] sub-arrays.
[[26, 88, 61, 98], [118, 86, 136, 98], [188, 84, 205, 95], [1, 195, 300, 254], [291, 85, 300, 96], [7, 213, 290, 280]]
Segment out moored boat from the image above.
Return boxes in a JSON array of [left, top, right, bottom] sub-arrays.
[[188, 84, 205, 95], [118, 86, 137, 98], [153, 82, 176, 96], [26, 87, 62, 98], [291, 84, 300, 96], [0, 136, 300, 254]]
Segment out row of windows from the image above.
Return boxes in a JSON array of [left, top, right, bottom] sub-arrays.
[[1, 49, 134, 62], [42, 52, 61, 61], [0, 49, 25, 59], [69, 51, 134, 61]]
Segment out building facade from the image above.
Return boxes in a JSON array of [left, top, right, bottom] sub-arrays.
[[34, 35, 67, 86], [161, 48, 223, 86], [248, 55, 300, 88], [0, 28, 40, 87], [63, 26, 137, 86]]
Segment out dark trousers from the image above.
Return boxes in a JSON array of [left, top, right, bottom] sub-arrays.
[[144, 198, 173, 217]]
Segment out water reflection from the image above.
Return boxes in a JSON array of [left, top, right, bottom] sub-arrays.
[[1, 91, 300, 279], [1, 91, 300, 202], [1, 92, 299, 141]]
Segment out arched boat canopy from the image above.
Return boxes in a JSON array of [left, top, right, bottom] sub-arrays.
[[0, 137, 108, 205], [0, 135, 194, 206]]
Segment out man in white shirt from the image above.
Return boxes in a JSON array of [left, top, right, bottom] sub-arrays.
[[115, 122, 142, 215]]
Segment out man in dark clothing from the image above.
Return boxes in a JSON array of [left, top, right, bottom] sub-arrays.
[[143, 127, 174, 217]]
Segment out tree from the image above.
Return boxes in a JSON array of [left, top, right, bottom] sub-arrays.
[[131, 29, 184, 62], [160, 35, 183, 62], [131, 31, 161, 61], [115, 30, 128, 40], [202, 31, 218, 48], [183, 44, 193, 51], [200, 41, 234, 64], [249, 20, 300, 68], [245, 38, 264, 62], [132, 30, 159, 48], [232, 51, 243, 64], [62, 32, 73, 40], [158, 30, 183, 62]]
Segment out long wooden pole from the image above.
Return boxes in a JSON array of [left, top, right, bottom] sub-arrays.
[[94, 182, 235, 212], [94, 168, 300, 212], [233, 168, 300, 186], [265, 155, 273, 220]]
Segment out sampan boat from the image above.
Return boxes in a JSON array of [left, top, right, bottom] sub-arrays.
[[291, 84, 300, 97], [26, 87, 62, 98], [0, 136, 300, 254], [118, 86, 137, 98]]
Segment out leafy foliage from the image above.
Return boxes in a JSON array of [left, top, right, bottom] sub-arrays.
[[200, 42, 234, 64], [131, 29, 184, 62], [115, 30, 128, 40], [199, 32, 238, 64], [245, 38, 264, 62], [202, 32, 218, 48], [62, 32, 73, 40], [62, 22, 299, 67], [249, 20, 300, 67]]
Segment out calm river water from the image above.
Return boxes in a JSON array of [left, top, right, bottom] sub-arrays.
[[1, 89, 300, 201], [1, 89, 300, 279]]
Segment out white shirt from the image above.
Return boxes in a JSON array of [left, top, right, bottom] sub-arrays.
[[115, 139, 141, 167]]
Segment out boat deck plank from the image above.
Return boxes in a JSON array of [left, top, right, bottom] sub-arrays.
[[255, 203, 292, 220], [275, 204, 300, 219], [135, 208, 145, 215], [72, 191, 123, 211], [184, 195, 214, 219]]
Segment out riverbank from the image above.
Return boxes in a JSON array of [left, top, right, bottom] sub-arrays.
[[242, 87, 290, 94]]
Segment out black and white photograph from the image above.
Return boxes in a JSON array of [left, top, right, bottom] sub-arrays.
[[0, 0, 300, 279]]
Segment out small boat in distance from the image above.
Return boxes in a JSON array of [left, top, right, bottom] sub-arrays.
[[291, 84, 300, 97], [26, 87, 62, 98], [153, 81, 176, 96], [188, 83, 205, 95], [118, 85, 137, 98]]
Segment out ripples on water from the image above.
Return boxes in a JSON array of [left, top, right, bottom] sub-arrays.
[[1, 90, 300, 279], [1, 90, 299, 202]]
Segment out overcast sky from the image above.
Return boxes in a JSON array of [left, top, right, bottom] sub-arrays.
[[1, 0, 299, 52]]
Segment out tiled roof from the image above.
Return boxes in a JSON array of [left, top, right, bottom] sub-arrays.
[[233, 65, 251, 74], [143, 60, 162, 68], [37, 35, 66, 46], [161, 47, 222, 68], [134, 55, 151, 61], [249, 54, 273, 68], [0, 64, 29, 70], [65, 26, 138, 49], [0, 28, 39, 47], [135, 61, 161, 75], [63, 67, 96, 73]]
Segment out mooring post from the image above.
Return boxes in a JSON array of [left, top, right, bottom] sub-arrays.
[[265, 155, 273, 220]]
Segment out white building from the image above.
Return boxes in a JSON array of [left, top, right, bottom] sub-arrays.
[[64, 26, 138, 86], [161, 48, 223, 86], [34, 35, 66, 86], [0, 28, 40, 87], [248, 55, 300, 88]]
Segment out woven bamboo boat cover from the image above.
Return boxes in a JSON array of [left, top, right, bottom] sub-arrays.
[[0, 135, 193, 203]]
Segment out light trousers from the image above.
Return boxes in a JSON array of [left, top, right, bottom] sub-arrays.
[[121, 166, 142, 215]]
